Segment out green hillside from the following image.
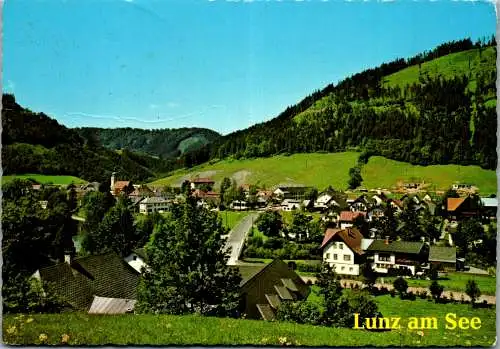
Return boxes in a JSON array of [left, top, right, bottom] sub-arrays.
[[75, 127, 220, 159], [150, 152, 359, 189], [188, 39, 496, 172], [362, 156, 497, 195], [2, 174, 86, 186], [383, 47, 496, 94], [150, 152, 496, 194]]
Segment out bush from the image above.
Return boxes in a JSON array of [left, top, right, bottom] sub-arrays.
[[393, 277, 408, 297], [390, 289, 396, 297], [296, 263, 322, 273], [276, 301, 321, 325]]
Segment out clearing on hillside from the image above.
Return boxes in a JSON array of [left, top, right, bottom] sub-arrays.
[[2, 174, 87, 186]]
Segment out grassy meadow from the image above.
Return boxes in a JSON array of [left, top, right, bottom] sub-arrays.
[[383, 47, 496, 96], [2, 174, 87, 186], [149, 152, 360, 190], [362, 156, 497, 195], [150, 152, 496, 195]]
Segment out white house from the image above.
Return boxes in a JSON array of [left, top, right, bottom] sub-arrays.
[[124, 249, 148, 273], [139, 197, 170, 215], [321, 227, 365, 276], [281, 199, 301, 211], [365, 239, 429, 275]]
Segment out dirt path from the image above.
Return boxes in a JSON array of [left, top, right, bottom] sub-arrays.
[[300, 277, 496, 304]]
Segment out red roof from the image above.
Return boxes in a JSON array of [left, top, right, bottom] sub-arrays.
[[321, 227, 364, 255], [447, 197, 466, 212], [114, 181, 130, 189], [339, 211, 366, 222], [193, 189, 219, 198], [192, 178, 214, 184]]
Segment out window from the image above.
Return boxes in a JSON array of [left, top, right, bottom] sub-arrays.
[[378, 254, 391, 262], [333, 254, 338, 260], [349, 267, 353, 272], [341, 266, 345, 271], [332, 242, 337, 249], [326, 253, 330, 260], [343, 255, 351, 262], [339, 243, 343, 250]]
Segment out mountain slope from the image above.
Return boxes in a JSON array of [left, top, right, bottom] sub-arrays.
[[1, 94, 178, 183], [188, 38, 496, 170], [74, 127, 221, 159]]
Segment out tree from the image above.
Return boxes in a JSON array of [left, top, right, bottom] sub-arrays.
[[455, 218, 483, 255], [465, 280, 481, 307], [288, 211, 313, 241], [136, 196, 242, 317], [393, 277, 408, 298], [83, 196, 139, 257], [360, 263, 377, 291], [315, 263, 348, 326], [348, 166, 363, 189], [219, 177, 232, 208], [256, 211, 283, 238], [429, 280, 444, 302]]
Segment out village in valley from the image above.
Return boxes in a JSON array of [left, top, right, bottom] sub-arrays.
[[2, 0, 497, 346], [21, 170, 496, 324]]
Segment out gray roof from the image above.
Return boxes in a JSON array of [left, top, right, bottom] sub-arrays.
[[366, 240, 425, 255], [429, 246, 456, 263], [140, 197, 169, 204], [88, 296, 136, 314]]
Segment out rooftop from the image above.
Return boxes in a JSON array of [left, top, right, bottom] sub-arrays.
[[366, 240, 425, 255]]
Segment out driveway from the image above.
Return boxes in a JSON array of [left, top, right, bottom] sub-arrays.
[[225, 212, 260, 265]]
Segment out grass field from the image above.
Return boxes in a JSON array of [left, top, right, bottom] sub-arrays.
[[219, 211, 251, 230], [2, 174, 86, 186], [4, 300, 495, 347], [382, 273, 496, 296], [150, 152, 496, 195], [149, 152, 360, 190], [362, 156, 497, 195], [383, 47, 496, 94]]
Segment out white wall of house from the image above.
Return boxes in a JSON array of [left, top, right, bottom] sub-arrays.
[[139, 202, 169, 215], [323, 241, 359, 275], [340, 222, 353, 229], [124, 254, 146, 273], [371, 252, 416, 274]]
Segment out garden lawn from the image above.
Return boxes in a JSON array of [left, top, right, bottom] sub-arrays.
[[2, 174, 86, 186], [362, 156, 497, 195], [381, 273, 496, 296], [219, 211, 252, 230]]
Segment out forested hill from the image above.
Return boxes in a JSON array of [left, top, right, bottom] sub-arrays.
[[186, 37, 497, 170], [1, 94, 180, 183], [74, 127, 220, 159]]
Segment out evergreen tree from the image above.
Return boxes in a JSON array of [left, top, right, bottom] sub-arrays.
[[136, 196, 242, 317], [465, 280, 481, 307]]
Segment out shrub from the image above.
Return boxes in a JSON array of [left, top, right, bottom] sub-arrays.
[[429, 280, 444, 302], [296, 263, 322, 273], [390, 289, 396, 297], [465, 280, 481, 307], [393, 277, 408, 297]]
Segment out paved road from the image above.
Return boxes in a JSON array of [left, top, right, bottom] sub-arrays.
[[300, 277, 496, 304], [225, 212, 260, 265]]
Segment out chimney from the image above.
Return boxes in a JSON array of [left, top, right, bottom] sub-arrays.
[[64, 254, 72, 264], [384, 236, 390, 245], [111, 172, 116, 190]]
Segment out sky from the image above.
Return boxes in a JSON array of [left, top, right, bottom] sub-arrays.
[[3, 0, 497, 135]]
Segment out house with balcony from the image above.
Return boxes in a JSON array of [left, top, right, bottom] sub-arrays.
[[138, 197, 171, 215], [366, 239, 429, 275]]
